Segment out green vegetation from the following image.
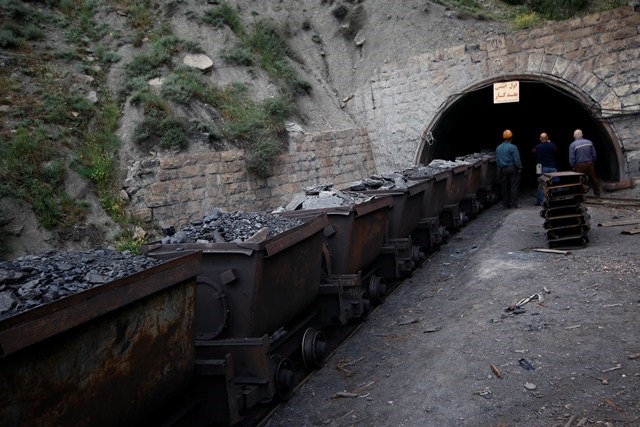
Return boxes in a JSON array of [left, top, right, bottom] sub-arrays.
[[126, 3, 312, 177], [0, 126, 86, 229], [203, 2, 244, 34], [499, 0, 626, 28], [512, 11, 542, 29]]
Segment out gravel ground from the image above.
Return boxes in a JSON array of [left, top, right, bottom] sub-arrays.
[[264, 187, 640, 427]]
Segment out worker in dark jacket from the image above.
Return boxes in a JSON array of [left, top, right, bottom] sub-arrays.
[[532, 132, 558, 205], [495, 129, 522, 208], [569, 129, 602, 197]]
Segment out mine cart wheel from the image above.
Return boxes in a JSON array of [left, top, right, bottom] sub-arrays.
[[411, 245, 426, 265], [302, 328, 328, 369], [439, 226, 449, 244], [367, 275, 386, 306], [195, 280, 228, 340], [272, 355, 296, 400]]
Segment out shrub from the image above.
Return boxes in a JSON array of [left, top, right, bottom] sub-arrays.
[[331, 4, 349, 20], [513, 11, 543, 29], [245, 134, 284, 178], [133, 109, 189, 151], [527, 0, 589, 20]]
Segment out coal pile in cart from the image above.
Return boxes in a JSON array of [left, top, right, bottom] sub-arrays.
[[160, 209, 305, 244], [539, 171, 591, 248], [0, 249, 162, 320], [275, 184, 376, 211]]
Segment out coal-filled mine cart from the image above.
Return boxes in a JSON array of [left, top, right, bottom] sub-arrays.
[[0, 251, 202, 427], [281, 195, 393, 324], [347, 179, 429, 277], [141, 213, 329, 341]]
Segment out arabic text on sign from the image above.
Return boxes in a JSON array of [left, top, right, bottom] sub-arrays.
[[493, 81, 520, 104]]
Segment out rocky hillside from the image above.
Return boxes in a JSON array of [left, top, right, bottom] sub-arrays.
[[0, 0, 625, 259]]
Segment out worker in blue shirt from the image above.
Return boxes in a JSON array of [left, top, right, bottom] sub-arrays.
[[532, 132, 558, 205], [495, 129, 522, 208]]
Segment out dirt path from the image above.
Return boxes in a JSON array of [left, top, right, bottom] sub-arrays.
[[264, 197, 640, 427]]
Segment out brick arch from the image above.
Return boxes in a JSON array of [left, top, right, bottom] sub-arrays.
[[415, 68, 627, 182]]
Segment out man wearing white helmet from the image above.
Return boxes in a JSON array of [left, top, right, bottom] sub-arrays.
[[495, 129, 522, 209], [569, 129, 602, 197]]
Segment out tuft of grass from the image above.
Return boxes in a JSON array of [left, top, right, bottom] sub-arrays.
[[512, 11, 543, 29], [114, 227, 146, 254], [246, 20, 311, 96], [222, 42, 256, 66], [161, 68, 210, 103], [203, 2, 244, 34]]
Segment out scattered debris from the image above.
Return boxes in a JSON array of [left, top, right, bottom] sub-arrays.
[[596, 219, 640, 227], [533, 248, 570, 255], [564, 324, 581, 330], [524, 382, 537, 390], [518, 358, 535, 371], [602, 363, 622, 373], [564, 415, 576, 427], [628, 353, 640, 360], [332, 391, 359, 399], [490, 364, 502, 378], [336, 357, 364, 377], [506, 292, 545, 311], [621, 227, 640, 235], [473, 389, 492, 399], [602, 397, 624, 411], [590, 375, 609, 385], [397, 318, 420, 326]]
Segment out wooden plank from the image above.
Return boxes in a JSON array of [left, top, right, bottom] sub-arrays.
[[597, 219, 640, 227]]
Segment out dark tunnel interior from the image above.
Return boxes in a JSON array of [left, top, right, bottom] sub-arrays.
[[422, 80, 618, 192]]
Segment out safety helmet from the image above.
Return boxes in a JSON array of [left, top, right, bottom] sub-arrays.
[[503, 129, 513, 140]]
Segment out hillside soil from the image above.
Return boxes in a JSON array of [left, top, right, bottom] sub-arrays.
[[264, 187, 640, 427]]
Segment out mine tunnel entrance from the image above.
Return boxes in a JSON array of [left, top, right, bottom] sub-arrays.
[[418, 79, 621, 192]]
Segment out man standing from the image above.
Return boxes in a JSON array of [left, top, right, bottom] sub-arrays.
[[569, 129, 602, 197], [496, 129, 522, 208], [532, 132, 558, 205]]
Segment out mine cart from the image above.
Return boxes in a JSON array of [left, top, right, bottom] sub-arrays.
[[407, 169, 449, 251], [459, 157, 484, 218], [142, 214, 330, 424], [282, 195, 393, 326], [0, 252, 202, 427], [349, 179, 429, 278], [142, 214, 328, 340], [441, 163, 469, 230], [477, 155, 498, 207]]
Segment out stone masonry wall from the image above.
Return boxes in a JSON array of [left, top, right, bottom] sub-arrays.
[[348, 6, 640, 177], [123, 128, 376, 227]]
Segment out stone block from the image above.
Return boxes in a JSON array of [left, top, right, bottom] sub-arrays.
[[534, 35, 556, 49]]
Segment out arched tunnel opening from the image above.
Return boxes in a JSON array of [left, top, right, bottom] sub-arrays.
[[419, 79, 620, 195]]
